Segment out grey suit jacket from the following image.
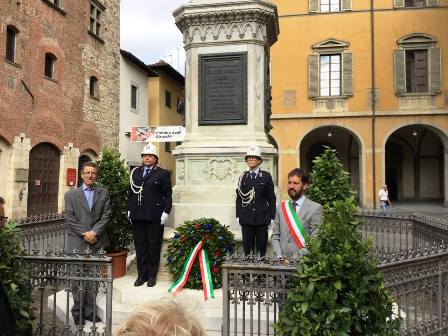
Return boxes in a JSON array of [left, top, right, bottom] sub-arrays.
[[271, 197, 323, 259], [65, 185, 111, 254]]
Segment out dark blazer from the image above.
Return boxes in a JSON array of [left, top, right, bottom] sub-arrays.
[[127, 165, 172, 222], [65, 185, 111, 253], [236, 170, 276, 226]]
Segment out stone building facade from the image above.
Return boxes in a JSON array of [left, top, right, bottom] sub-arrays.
[[270, 0, 448, 208], [0, 0, 120, 218]]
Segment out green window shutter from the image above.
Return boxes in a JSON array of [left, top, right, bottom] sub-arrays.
[[429, 48, 441, 93], [308, 55, 319, 98], [341, 0, 352, 11], [309, 0, 319, 13], [426, 0, 439, 6], [342, 53, 353, 96], [393, 0, 405, 8], [394, 50, 406, 94]]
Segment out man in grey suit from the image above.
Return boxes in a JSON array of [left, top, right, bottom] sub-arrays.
[[65, 161, 111, 325], [272, 168, 322, 259]]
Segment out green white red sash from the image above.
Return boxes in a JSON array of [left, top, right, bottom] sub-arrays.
[[280, 200, 308, 249], [168, 241, 215, 300]]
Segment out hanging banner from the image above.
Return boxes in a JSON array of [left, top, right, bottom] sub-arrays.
[[130, 126, 186, 142]]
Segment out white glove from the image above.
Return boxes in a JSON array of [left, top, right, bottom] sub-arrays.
[[160, 212, 169, 225], [268, 219, 275, 231], [236, 218, 241, 228]]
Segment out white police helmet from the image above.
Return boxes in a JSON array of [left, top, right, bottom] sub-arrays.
[[141, 142, 158, 158], [245, 145, 262, 161]]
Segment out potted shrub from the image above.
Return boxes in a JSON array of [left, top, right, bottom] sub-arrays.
[[96, 148, 133, 278]]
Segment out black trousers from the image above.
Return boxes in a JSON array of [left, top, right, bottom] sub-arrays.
[[242, 225, 268, 257], [132, 220, 164, 280]]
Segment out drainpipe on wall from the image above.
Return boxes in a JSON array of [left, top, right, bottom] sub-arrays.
[[370, 0, 377, 209]]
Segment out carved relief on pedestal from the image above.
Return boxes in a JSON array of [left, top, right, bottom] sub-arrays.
[[186, 22, 267, 44], [256, 48, 263, 101], [177, 160, 185, 185], [205, 158, 238, 183]]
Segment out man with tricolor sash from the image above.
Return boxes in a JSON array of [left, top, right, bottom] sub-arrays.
[[272, 168, 323, 259]]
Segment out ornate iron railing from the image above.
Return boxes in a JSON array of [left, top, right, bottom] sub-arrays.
[[13, 213, 67, 254], [222, 214, 448, 336], [359, 213, 448, 254], [19, 250, 113, 336], [221, 255, 296, 336], [378, 246, 448, 336]]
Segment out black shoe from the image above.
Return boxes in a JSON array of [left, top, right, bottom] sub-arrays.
[[147, 278, 156, 287], [84, 313, 102, 323], [134, 277, 148, 287], [73, 315, 81, 326]]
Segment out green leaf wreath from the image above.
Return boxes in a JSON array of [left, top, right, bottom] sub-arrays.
[[165, 218, 236, 290]]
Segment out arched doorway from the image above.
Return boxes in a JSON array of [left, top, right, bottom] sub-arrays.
[[385, 125, 446, 205], [0, 137, 11, 208], [27, 143, 61, 216], [300, 126, 362, 203]]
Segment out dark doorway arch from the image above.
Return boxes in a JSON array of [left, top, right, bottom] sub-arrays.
[[385, 125, 445, 204], [27, 143, 61, 216], [300, 126, 362, 203]]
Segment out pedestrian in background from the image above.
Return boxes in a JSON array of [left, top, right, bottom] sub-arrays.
[[236, 145, 276, 257], [378, 184, 391, 216], [127, 143, 172, 288]]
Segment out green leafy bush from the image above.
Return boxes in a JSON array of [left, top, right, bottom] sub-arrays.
[[307, 146, 357, 208], [275, 147, 400, 335], [96, 148, 132, 252], [165, 218, 236, 289], [275, 199, 400, 335], [0, 222, 31, 335]]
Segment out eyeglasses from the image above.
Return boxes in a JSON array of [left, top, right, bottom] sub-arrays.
[[82, 171, 98, 176]]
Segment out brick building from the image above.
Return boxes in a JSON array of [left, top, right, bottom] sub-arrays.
[[0, 0, 120, 218]]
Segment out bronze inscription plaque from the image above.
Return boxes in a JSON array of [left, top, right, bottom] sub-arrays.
[[199, 52, 247, 125]]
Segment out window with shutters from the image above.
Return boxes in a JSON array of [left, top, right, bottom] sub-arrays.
[[394, 34, 441, 95], [309, 38, 353, 101], [309, 0, 351, 12], [394, 0, 439, 8], [5, 25, 18, 63], [320, 54, 341, 96], [405, 50, 428, 93]]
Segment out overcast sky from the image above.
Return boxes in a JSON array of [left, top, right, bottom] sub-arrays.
[[120, 0, 186, 74]]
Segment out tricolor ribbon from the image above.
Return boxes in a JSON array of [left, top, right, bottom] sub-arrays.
[[281, 200, 308, 249], [168, 241, 215, 300]]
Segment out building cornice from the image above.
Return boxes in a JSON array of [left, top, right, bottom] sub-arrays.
[[271, 109, 448, 120], [174, 1, 279, 46]]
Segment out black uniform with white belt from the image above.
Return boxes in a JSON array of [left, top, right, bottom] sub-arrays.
[[236, 169, 276, 256], [127, 165, 172, 283]]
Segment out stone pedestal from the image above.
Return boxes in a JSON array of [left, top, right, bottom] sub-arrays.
[[171, 0, 279, 229]]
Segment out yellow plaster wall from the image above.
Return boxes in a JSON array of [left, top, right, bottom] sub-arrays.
[[270, 0, 448, 207]]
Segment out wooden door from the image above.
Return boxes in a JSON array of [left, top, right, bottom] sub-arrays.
[[27, 143, 60, 216]]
